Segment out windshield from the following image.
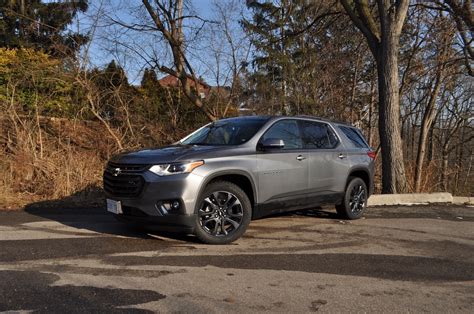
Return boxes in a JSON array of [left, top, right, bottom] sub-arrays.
[[181, 117, 269, 146]]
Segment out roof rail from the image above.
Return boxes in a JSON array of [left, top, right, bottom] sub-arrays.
[[294, 115, 352, 126]]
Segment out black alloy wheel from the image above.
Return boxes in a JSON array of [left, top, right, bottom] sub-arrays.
[[194, 181, 251, 244], [336, 177, 367, 220]]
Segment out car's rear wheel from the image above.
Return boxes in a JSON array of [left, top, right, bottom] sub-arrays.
[[194, 181, 251, 244], [336, 177, 367, 219]]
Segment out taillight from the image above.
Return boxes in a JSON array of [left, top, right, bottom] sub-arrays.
[[367, 151, 376, 159]]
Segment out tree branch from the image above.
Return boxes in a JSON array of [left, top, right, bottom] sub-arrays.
[[340, 0, 380, 55]]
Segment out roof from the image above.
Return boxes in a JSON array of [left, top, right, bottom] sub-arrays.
[[158, 74, 210, 89], [220, 115, 352, 126], [218, 115, 271, 123], [294, 115, 351, 126]]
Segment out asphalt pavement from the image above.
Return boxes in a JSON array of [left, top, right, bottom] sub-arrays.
[[0, 204, 473, 313]]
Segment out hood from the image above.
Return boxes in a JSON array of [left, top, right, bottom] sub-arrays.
[[110, 145, 229, 164]]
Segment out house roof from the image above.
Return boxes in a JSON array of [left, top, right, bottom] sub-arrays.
[[158, 74, 210, 90]]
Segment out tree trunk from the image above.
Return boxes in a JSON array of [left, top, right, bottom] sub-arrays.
[[349, 54, 361, 124], [414, 20, 452, 192], [454, 123, 466, 194], [427, 124, 434, 162], [340, 0, 409, 193], [368, 70, 376, 147], [141, 0, 216, 122], [441, 147, 449, 191], [414, 75, 442, 192], [376, 33, 408, 193]]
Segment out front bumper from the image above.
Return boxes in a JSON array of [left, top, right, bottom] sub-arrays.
[[114, 213, 196, 233], [105, 171, 205, 231]]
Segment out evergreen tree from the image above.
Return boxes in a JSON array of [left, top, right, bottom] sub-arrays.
[[103, 60, 128, 88], [242, 0, 294, 113], [140, 67, 165, 120], [88, 60, 130, 120], [242, 1, 339, 115], [141, 68, 159, 88], [0, 0, 88, 56]]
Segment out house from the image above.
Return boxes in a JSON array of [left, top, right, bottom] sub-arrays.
[[158, 74, 211, 99]]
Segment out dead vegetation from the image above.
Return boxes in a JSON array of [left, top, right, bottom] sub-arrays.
[[1, 115, 117, 209]]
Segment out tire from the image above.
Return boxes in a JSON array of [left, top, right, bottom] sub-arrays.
[[194, 181, 252, 244], [336, 177, 367, 220]]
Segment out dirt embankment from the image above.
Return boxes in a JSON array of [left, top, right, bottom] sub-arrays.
[[0, 115, 119, 209]]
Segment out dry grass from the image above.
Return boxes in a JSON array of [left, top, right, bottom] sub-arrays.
[[0, 115, 115, 209], [0, 108, 198, 210]]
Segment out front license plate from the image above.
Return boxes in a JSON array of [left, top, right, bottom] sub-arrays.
[[106, 199, 123, 214]]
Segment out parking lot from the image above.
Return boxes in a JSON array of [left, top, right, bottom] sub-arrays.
[[0, 204, 473, 313]]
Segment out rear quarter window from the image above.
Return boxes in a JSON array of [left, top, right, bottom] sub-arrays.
[[339, 126, 369, 149]]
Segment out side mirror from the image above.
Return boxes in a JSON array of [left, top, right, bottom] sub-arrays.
[[259, 138, 285, 150]]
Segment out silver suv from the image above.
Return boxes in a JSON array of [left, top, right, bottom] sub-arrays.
[[104, 116, 375, 244]]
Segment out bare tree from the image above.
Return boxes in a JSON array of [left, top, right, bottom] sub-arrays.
[[414, 17, 455, 192], [340, 0, 409, 193], [435, 86, 473, 191], [187, 0, 252, 118], [141, 0, 216, 121], [204, 0, 252, 118], [441, 0, 473, 75]]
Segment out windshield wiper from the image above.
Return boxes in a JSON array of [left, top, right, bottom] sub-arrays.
[[190, 142, 225, 146], [189, 142, 212, 145]]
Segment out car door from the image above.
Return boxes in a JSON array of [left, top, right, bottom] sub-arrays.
[[256, 119, 309, 205], [298, 120, 350, 197]]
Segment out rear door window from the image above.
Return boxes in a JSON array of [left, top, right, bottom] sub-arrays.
[[339, 126, 369, 148], [298, 120, 339, 149]]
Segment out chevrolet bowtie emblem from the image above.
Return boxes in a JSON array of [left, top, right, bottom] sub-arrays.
[[112, 168, 122, 177]]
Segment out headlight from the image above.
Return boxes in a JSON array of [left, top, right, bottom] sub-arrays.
[[148, 160, 204, 176]]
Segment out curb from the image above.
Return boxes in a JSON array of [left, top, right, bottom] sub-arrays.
[[452, 196, 474, 206], [367, 192, 457, 206]]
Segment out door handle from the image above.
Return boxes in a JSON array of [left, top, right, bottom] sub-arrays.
[[296, 155, 306, 161], [338, 153, 346, 159]]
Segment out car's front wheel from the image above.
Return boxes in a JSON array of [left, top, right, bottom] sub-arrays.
[[336, 177, 367, 219], [194, 181, 251, 244]]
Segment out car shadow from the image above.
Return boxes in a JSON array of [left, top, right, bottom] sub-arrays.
[[23, 186, 342, 243], [22, 186, 199, 243], [257, 207, 340, 220]]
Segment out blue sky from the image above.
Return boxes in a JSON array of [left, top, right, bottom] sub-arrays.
[[77, 0, 249, 85]]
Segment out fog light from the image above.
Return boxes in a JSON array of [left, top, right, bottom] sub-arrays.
[[171, 200, 180, 210], [156, 200, 181, 215]]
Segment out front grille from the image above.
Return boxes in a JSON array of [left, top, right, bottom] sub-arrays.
[[103, 162, 148, 197], [106, 162, 149, 173]]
